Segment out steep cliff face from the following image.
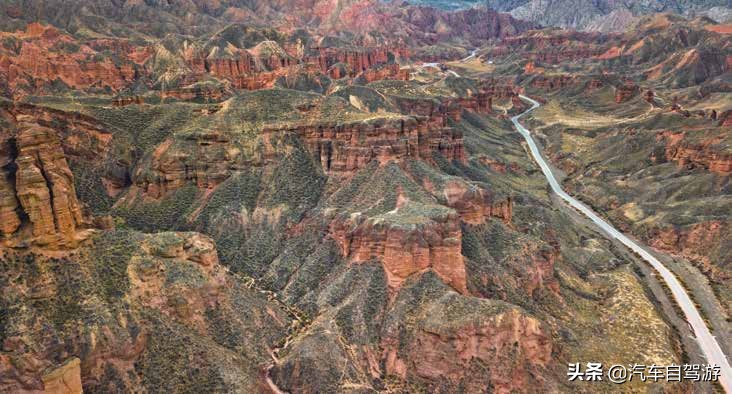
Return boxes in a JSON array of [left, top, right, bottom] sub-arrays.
[[614, 81, 640, 103], [395, 6, 539, 41], [0, 23, 148, 97], [0, 122, 90, 248], [486, 30, 614, 65], [400, 308, 551, 391], [440, 179, 512, 225], [132, 130, 244, 199], [356, 63, 410, 83], [529, 74, 577, 91], [656, 130, 732, 175], [188, 41, 298, 78], [380, 289, 554, 393], [0, 146, 22, 238], [384, 81, 520, 125], [287, 117, 465, 175], [305, 47, 394, 73], [1, 20, 415, 99], [329, 202, 467, 294], [649, 220, 728, 281], [0, 230, 291, 393], [179, 43, 408, 91], [132, 111, 466, 200]]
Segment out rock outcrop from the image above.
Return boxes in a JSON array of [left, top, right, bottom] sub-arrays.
[[382, 293, 553, 393], [185, 46, 406, 91], [288, 117, 465, 175], [134, 113, 466, 199], [487, 30, 614, 64], [1, 123, 90, 247], [160, 85, 229, 102], [387, 81, 520, 124], [649, 220, 728, 283], [355, 63, 410, 83], [0, 23, 148, 98], [0, 229, 290, 393], [41, 358, 83, 394], [3, 101, 114, 181], [656, 130, 732, 175], [132, 130, 240, 199], [0, 145, 22, 237], [305, 47, 396, 74], [441, 180, 512, 225], [530, 74, 577, 91], [329, 203, 468, 294], [112, 96, 144, 107], [614, 81, 639, 103], [129, 232, 227, 329]]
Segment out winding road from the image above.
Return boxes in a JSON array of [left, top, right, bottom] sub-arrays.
[[459, 48, 478, 62], [513, 95, 731, 392]]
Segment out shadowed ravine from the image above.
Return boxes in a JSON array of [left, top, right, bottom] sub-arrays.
[[513, 95, 732, 393]]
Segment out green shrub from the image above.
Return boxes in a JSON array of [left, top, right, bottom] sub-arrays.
[[113, 186, 198, 232]]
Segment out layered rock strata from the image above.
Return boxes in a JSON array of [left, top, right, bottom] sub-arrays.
[[656, 131, 732, 175], [329, 205, 468, 294], [1, 123, 89, 247], [279, 117, 466, 175], [382, 298, 553, 393], [441, 180, 512, 225]]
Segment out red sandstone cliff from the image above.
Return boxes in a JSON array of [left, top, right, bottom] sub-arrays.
[[283, 117, 465, 175], [132, 113, 466, 199], [329, 204, 468, 294], [656, 130, 732, 175], [382, 301, 553, 393], [530, 75, 577, 91], [0, 123, 91, 248], [649, 220, 729, 284], [435, 179, 512, 225], [614, 81, 639, 103], [0, 23, 149, 97]]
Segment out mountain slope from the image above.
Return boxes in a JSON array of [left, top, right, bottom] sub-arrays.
[[418, 0, 732, 31], [0, 0, 536, 42]]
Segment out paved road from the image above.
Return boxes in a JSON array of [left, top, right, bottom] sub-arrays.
[[459, 48, 478, 62], [412, 62, 461, 77], [512, 95, 731, 392]]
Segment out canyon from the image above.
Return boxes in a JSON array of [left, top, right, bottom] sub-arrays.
[[0, 2, 729, 393]]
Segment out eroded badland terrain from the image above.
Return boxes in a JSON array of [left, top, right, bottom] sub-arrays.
[[0, 1, 730, 393]]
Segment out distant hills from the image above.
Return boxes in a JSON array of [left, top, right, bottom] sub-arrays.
[[412, 0, 732, 31], [0, 0, 536, 43]]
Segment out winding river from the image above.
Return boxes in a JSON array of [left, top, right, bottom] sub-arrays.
[[512, 95, 731, 392]]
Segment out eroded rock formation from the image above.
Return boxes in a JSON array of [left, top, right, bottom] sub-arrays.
[[0, 230, 289, 393], [0, 23, 148, 97], [132, 131, 241, 199], [530, 74, 576, 91], [305, 47, 396, 74], [329, 204, 468, 294], [1, 123, 90, 247], [614, 81, 639, 103], [291, 117, 465, 175], [441, 180, 512, 225], [656, 130, 732, 175], [649, 220, 729, 284], [41, 358, 83, 394], [382, 296, 553, 392]]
